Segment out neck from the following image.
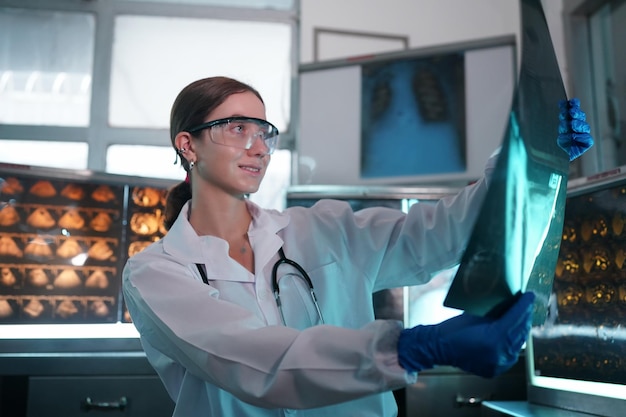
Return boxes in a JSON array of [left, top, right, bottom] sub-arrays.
[[188, 194, 251, 240]]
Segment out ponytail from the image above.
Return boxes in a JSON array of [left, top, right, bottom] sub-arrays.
[[163, 181, 191, 231]]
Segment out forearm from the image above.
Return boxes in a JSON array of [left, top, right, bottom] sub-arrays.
[[124, 261, 409, 409]]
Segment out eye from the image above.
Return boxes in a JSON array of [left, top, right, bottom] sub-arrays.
[[227, 123, 246, 135]]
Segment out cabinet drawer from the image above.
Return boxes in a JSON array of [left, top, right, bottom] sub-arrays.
[[27, 375, 174, 417]]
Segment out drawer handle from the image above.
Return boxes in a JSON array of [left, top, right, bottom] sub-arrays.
[[82, 396, 128, 411], [454, 394, 483, 407]]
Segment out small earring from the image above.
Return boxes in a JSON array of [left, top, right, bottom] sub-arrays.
[[179, 148, 187, 153], [189, 161, 195, 169]]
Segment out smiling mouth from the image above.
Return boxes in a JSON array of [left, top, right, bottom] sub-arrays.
[[240, 165, 261, 173]]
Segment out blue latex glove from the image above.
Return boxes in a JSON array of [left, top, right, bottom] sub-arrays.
[[397, 292, 535, 378], [557, 98, 594, 161]]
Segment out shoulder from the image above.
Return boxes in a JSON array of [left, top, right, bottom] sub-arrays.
[[123, 239, 166, 274], [284, 199, 355, 219], [286, 198, 403, 221], [122, 244, 202, 300], [250, 198, 357, 230], [127, 238, 165, 262], [123, 237, 187, 282], [283, 199, 405, 236]]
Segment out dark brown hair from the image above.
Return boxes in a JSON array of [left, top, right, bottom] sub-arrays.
[[163, 76, 264, 230]]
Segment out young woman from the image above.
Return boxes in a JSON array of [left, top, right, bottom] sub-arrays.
[[122, 76, 591, 416]]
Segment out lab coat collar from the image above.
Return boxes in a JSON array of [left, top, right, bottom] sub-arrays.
[[162, 200, 289, 268]]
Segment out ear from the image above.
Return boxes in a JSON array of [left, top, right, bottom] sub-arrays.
[[175, 131, 194, 157]]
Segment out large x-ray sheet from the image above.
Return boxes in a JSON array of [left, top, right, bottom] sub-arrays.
[[444, 0, 570, 325]]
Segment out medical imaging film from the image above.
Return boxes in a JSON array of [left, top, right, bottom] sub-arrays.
[[444, 0, 571, 324]]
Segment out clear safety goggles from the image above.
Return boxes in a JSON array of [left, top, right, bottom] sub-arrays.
[[186, 117, 280, 155]]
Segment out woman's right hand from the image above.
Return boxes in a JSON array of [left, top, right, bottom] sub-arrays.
[[397, 291, 535, 378]]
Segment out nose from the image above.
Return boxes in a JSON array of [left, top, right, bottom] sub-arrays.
[[247, 134, 271, 156]]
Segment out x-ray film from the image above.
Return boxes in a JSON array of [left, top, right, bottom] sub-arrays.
[[443, 0, 571, 325]]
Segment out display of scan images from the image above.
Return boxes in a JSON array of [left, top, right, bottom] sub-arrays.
[[121, 186, 169, 323], [0, 173, 170, 324], [532, 179, 626, 386]]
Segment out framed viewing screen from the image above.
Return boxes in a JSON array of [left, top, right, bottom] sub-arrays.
[[297, 35, 517, 186]]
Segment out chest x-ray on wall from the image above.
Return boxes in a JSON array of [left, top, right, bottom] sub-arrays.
[[298, 38, 515, 186], [360, 53, 466, 179]]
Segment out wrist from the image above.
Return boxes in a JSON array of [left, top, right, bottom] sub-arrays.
[[397, 325, 437, 372]]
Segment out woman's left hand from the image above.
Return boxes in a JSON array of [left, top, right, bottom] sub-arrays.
[[557, 98, 594, 161]]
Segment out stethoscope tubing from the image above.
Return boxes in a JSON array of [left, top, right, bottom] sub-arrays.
[[272, 247, 325, 325]]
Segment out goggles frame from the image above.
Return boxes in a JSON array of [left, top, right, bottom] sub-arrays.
[[185, 116, 280, 154]]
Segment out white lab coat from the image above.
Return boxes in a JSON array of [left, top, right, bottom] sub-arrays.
[[122, 153, 496, 417]]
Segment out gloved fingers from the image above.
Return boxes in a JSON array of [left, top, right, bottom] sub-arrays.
[[557, 95, 595, 161], [568, 97, 581, 108], [568, 107, 587, 122], [558, 132, 592, 146], [559, 98, 587, 122], [567, 144, 590, 161], [559, 132, 594, 161], [559, 119, 591, 135], [498, 349, 521, 370], [571, 132, 594, 146], [508, 318, 532, 353], [474, 349, 521, 378], [492, 292, 535, 334], [571, 119, 591, 133], [495, 355, 521, 377]]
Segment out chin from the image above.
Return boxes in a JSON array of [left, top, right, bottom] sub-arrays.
[[242, 185, 261, 195]]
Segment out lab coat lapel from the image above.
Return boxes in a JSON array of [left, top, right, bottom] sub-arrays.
[[163, 220, 251, 282], [162, 200, 290, 279], [246, 200, 289, 268], [161, 202, 205, 264]]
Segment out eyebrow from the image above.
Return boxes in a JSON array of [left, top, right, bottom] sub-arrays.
[[221, 114, 265, 120]]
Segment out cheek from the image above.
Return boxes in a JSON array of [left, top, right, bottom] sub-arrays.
[[200, 153, 223, 175], [199, 147, 242, 176]]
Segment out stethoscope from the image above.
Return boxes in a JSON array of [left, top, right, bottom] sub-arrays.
[[195, 247, 324, 327], [272, 247, 325, 326]]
